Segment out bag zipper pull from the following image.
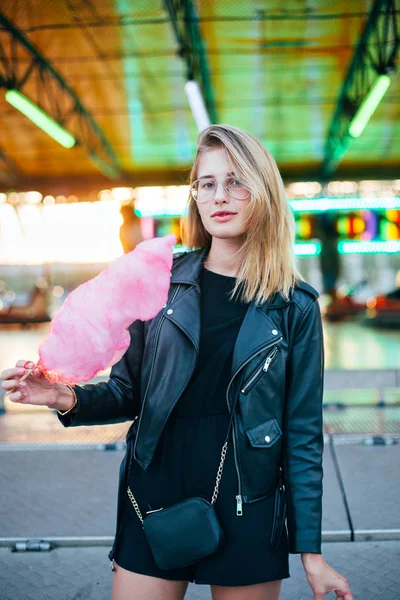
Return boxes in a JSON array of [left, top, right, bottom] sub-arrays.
[[236, 495, 243, 516]]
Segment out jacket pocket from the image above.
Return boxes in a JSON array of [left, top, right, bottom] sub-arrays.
[[240, 347, 280, 395], [245, 417, 282, 448]]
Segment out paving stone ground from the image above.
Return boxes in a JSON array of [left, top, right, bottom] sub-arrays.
[[1, 409, 399, 599], [1, 541, 399, 600], [0, 446, 354, 539]]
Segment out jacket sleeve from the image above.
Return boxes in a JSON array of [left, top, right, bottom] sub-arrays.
[[283, 298, 324, 554], [57, 318, 145, 427]]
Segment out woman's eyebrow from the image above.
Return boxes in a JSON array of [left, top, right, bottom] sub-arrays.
[[198, 171, 235, 179]]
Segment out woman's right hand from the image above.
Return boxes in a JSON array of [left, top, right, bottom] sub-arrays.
[[1, 360, 61, 409]]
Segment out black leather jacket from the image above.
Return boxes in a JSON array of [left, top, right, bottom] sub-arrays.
[[59, 247, 324, 555]]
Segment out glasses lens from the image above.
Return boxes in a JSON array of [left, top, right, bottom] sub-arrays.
[[225, 178, 250, 200], [192, 179, 216, 203]]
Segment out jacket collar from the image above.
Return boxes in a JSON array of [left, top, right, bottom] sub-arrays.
[[170, 247, 292, 309], [170, 247, 209, 286]]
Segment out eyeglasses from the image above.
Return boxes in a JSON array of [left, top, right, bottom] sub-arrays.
[[190, 177, 251, 203]]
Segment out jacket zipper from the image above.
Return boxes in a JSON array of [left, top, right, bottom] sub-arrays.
[[133, 285, 181, 460], [240, 346, 280, 395], [226, 336, 283, 516]]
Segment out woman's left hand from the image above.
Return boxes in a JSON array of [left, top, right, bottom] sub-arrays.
[[301, 553, 354, 600]]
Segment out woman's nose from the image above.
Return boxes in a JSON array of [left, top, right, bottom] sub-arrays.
[[214, 181, 229, 202]]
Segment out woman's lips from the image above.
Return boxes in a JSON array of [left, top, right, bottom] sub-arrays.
[[211, 213, 237, 222]]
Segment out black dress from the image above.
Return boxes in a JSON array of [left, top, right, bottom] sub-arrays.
[[115, 268, 290, 586]]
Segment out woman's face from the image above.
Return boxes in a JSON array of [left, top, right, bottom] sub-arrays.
[[194, 148, 251, 242]]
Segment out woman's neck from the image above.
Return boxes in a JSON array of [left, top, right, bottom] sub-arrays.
[[204, 238, 243, 277]]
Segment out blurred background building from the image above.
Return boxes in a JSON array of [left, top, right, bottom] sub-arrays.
[[0, 0, 399, 418]]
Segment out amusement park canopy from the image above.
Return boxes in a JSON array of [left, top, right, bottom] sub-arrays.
[[0, 0, 399, 195]]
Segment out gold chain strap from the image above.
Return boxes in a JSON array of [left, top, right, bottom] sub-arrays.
[[126, 440, 229, 522], [211, 441, 228, 505], [127, 486, 144, 524]]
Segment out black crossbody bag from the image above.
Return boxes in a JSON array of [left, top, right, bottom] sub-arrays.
[[126, 394, 239, 571]]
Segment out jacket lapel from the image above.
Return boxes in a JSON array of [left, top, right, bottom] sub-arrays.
[[165, 247, 208, 351], [231, 303, 283, 375], [165, 284, 201, 351]]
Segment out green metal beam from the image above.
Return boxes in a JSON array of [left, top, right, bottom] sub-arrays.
[[0, 146, 18, 185], [0, 12, 120, 179], [164, 0, 218, 124], [322, 0, 399, 176]]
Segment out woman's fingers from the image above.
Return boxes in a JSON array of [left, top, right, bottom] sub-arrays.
[[306, 560, 352, 600], [1, 361, 53, 406], [336, 591, 353, 600], [19, 361, 39, 382], [334, 577, 353, 599], [32, 367, 44, 378], [1, 362, 40, 387], [16, 360, 33, 368], [1, 362, 40, 399], [1, 378, 25, 390], [8, 389, 27, 403], [1, 367, 27, 381]]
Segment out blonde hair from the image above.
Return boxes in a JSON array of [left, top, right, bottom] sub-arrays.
[[181, 124, 301, 305]]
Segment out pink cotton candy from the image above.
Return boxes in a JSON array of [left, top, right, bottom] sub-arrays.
[[37, 234, 176, 384]]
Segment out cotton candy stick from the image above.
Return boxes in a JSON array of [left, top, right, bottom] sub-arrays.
[[26, 234, 176, 385]]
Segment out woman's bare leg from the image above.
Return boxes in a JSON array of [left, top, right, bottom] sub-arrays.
[[211, 579, 282, 600], [112, 561, 189, 600]]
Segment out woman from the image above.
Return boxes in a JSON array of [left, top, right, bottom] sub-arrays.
[[119, 204, 144, 254], [1, 125, 353, 600]]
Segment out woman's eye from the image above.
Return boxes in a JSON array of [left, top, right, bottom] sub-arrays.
[[202, 181, 215, 189], [229, 179, 241, 187]]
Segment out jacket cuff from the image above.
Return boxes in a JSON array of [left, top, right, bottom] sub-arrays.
[[56, 386, 82, 427], [288, 535, 322, 554]]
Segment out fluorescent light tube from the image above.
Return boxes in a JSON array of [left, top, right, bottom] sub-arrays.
[[348, 74, 391, 138], [5, 89, 76, 149], [290, 196, 400, 213], [294, 242, 321, 256], [184, 80, 211, 132], [339, 240, 400, 254]]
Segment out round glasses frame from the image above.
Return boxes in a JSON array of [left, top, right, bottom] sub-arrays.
[[190, 177, 252, 203]]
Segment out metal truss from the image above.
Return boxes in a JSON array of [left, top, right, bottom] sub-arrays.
[[163, 0, 218, 124], [322, 0, 399, 176], [0, 146, 18, 185], [0, 13, 120, 179]]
